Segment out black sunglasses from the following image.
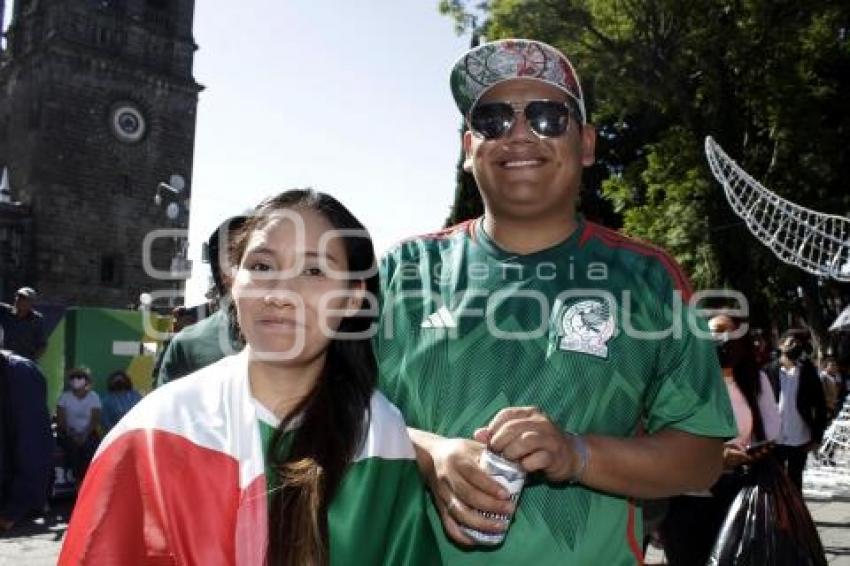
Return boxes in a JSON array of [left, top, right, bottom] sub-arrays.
[[469, 99, 578, 140]]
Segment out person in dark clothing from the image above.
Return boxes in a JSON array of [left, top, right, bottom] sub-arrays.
[[0, 287, 47, 362], [660, 314, 780, 565], [101, 370, 142, 432], [820, 357, 847, 420], [0, 349, 54, 531], [154, 216, 246, 388], [764, 333, 828, 491]]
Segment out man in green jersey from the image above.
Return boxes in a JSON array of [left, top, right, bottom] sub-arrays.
[[377, 39, 737, 564]]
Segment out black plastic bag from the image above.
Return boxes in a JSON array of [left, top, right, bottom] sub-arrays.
[[707, 457, 827, 566]]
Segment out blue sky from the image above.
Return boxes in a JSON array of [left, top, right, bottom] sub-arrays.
[[3, 1, 472, 304], [185, 1, 471, 303]]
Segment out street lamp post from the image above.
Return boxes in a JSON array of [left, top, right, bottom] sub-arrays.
[[153, 174, 191, 308]]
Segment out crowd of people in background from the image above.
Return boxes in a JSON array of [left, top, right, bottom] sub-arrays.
[[656, 313, 840, 564], [0, 287, 142, 532]]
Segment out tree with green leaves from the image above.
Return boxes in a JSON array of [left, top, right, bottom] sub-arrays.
[[439, 0, 850, 353], [445, 26, 486, 227]]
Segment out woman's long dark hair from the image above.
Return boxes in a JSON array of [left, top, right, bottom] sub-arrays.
[[228, 189, 378, 566], [722, 322, 767, 442]]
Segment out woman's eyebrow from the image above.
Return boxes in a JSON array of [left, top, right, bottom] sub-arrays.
[[243, 246, 276, 257], [303, 250, 341, 265], [245, 247, 341, 265]]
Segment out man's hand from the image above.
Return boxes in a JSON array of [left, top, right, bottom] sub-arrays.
[[722, 444, 752, 469], [475, 406, 581, 483], [409, 431, 515, 546]]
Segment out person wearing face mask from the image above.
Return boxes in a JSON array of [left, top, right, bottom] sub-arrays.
[[56, 369, 102, 484], [659, 314, 780, 565], [100, 370, 142, 432], [764, 333, 828, 491]]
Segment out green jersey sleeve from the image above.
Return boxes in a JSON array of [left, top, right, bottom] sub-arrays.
[[155, 336, 190, 388], [642, 265, 737, 438]]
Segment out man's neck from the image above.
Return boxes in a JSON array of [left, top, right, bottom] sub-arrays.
[[482, 213, 579, 255], [780, 356, 797, 370]]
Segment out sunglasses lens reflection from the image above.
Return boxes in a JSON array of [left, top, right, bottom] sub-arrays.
[[470, 103, 515, 139], [470, 101, 572, 139], [526, 101, 570, 137]]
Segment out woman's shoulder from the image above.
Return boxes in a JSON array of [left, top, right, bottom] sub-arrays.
[[2, 351, 40, 373], [154, 353, 240, 396], [368, 391, 405, 428], [355, 392, 415, 462], [116, 354, 242, 428]]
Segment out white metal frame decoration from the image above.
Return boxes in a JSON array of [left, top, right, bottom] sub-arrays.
[[805, 397, 850, 500], [705, 136, 850, 282], [705, 136, 850, 499]]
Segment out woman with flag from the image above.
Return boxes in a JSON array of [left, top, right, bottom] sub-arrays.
[[59, 190, 439, 565]]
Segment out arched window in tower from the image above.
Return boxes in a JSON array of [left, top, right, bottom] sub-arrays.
[[100, 254, 123, 287]]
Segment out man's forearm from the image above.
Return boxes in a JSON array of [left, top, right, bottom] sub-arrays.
[[409, 424, 723, 499], [580, 429, 724, 498]]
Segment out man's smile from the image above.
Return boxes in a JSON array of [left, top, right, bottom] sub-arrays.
[[500, 158, 546, 169]]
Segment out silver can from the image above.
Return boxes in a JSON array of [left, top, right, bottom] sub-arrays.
[[460, 450, 526, 546]]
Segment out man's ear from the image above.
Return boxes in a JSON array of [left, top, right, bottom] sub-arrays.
[[580, 125, 596, 167], [462, 129, 474, 173]]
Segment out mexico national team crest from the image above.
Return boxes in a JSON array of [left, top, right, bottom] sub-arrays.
[[556, 299, 615, 359]]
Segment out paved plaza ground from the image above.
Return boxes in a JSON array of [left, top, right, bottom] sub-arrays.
[[1, 493, 848, 565]]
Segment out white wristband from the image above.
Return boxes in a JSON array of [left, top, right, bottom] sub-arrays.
[[567, 433, 589, 484]]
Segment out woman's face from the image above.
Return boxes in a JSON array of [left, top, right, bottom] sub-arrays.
[[69, 374, 89, 392], [110, 373, 131, 390], [231, 207, 362, 364], [709, 315, 744, 370]]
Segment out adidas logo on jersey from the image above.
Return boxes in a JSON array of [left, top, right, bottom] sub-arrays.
[[421, 306, 457, 329]]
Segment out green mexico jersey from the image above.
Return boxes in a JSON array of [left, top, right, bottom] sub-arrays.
[[257, 393, 440, 565], [377, 218, 737, 565]]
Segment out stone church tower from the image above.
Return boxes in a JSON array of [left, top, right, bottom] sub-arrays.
[[0, 0, 201, 308]]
